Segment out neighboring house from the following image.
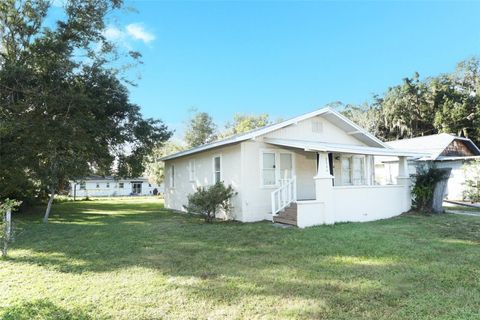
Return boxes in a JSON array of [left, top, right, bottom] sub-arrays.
[[161, 107, 422, 228], [376, 133, 480, 200], [69, 176, 160, 197]]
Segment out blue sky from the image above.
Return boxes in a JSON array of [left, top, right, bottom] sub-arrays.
[[103, 1, 480, 137]]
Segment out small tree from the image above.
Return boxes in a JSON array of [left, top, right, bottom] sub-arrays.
[[1, 198, 22, 258], [184, 182, 237, 223], [411, 165, 450, 213], [463, 159, 480, 203]]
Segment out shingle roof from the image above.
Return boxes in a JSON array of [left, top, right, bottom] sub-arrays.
[[386, 133, 480, 160], [161, 107, 389, 161]]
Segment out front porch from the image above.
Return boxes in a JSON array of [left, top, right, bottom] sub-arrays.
[[266, 139, 418, 228]]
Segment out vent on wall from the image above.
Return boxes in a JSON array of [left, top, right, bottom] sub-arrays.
[[312, 121, 323, 133]]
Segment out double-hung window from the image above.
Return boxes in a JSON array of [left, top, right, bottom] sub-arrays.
[[189, 159, 196, 182], [213, 156, 221, 183], [79, 181, 86, 190]]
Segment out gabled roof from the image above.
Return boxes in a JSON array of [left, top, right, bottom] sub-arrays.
[[161, 107, 389, 161], [386, 133, 480, 160]]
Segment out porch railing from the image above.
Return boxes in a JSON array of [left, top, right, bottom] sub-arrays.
[[271, 177, 297, 216]]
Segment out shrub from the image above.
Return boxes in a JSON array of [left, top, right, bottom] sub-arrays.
[[411, 165, 450, 212], [184, 182, 237, 223], [462, 159, 480, 202]]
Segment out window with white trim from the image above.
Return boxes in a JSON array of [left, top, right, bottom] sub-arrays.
[[79, 181, 86, 190], [119, 182, 124, 189], [262, 152, 276, 186], [106, 182, 110, 188], [340, 155, 366, 185], [189, 159, 196, 181], [213, 156, 221, 184], [170, 165, 175, 188], [352, 155, 366, 185]]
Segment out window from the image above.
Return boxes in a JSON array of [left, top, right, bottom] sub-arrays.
[[96, 183, 100, 188], [340, 155, 366, 185], [341, 157, 352, 185], [149, 183, 152, 187], [262, 152, 276, 186], [79, 182, 86, 190], [119, 182, 124, 189], [352, 156, 366, 185], [106, 182, 110, 188], [311, 120, 323, 133], [213, 156, 221, 184], [189, 159, 196, 181], [170, 165, 175, 188]]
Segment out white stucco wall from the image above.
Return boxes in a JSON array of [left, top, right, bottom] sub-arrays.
[[331, 185, 409, 223], [164, 143, 243, 220]]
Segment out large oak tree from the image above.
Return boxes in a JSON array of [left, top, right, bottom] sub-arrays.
[[0, 0, 171, 222]]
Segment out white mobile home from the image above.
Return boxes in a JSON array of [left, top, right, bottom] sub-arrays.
[[377, 133, 480, 201], [69, 176, 160, 198], [161, 107, 421, 228]]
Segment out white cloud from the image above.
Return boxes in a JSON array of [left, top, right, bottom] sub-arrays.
[[103, 24, 155, 47], [126, 23, 155, 44]]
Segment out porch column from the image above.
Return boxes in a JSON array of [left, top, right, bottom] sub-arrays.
[[314, 152, 335, 224], [396, 156, 412, 212]]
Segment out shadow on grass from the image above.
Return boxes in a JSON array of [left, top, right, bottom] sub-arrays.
[[6, 200, 480, 313], [0, 300, 97, 320]]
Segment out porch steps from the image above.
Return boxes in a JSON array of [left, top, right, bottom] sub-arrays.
[[273, 203, 297, 226]]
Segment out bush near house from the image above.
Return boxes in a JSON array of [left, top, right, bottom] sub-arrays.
[[184, 182, 237, 222], [463, 159, 480, 203], [411, 166, 450, 212]]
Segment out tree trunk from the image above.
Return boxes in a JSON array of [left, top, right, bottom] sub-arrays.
[[43, 187, 55, 223], [432, 168, 452, 213], [2, 209, 11, 258]]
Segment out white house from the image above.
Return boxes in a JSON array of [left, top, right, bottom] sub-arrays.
[[69, 176, 160, 198], [376, 133, 480, 201], [161, 107, 422, 228]]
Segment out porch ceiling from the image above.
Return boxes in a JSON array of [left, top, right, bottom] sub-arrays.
[[264, 138, 427, 157]]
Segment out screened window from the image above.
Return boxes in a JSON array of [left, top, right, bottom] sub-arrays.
[[262, 152, 276, 186], [189, 159, 196, 181], [341, 157, 352, 185], [213, 156, 221, 183], [79, 182, 86, 190], [352, 156, 366, 185], [118, 182, 124, 189], [106, 182, 110, 188]]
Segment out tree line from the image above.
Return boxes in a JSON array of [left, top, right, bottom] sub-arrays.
[[341, 58, 480, 145]]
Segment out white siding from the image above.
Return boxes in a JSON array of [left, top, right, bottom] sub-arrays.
[[264, 115, 366, 145], [164, 143, 243, 220]]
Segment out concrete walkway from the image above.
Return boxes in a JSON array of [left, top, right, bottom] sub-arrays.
[[445, 210, 480, 217]]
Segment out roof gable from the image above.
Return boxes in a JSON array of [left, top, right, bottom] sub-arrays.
[[161, 107, 389, 161], [387, 133, 480, 160]]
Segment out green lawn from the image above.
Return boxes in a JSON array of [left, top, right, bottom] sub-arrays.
[[1, 198, 480, 319]]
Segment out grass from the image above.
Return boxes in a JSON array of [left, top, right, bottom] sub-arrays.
[[1, 197, 480, 319]]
